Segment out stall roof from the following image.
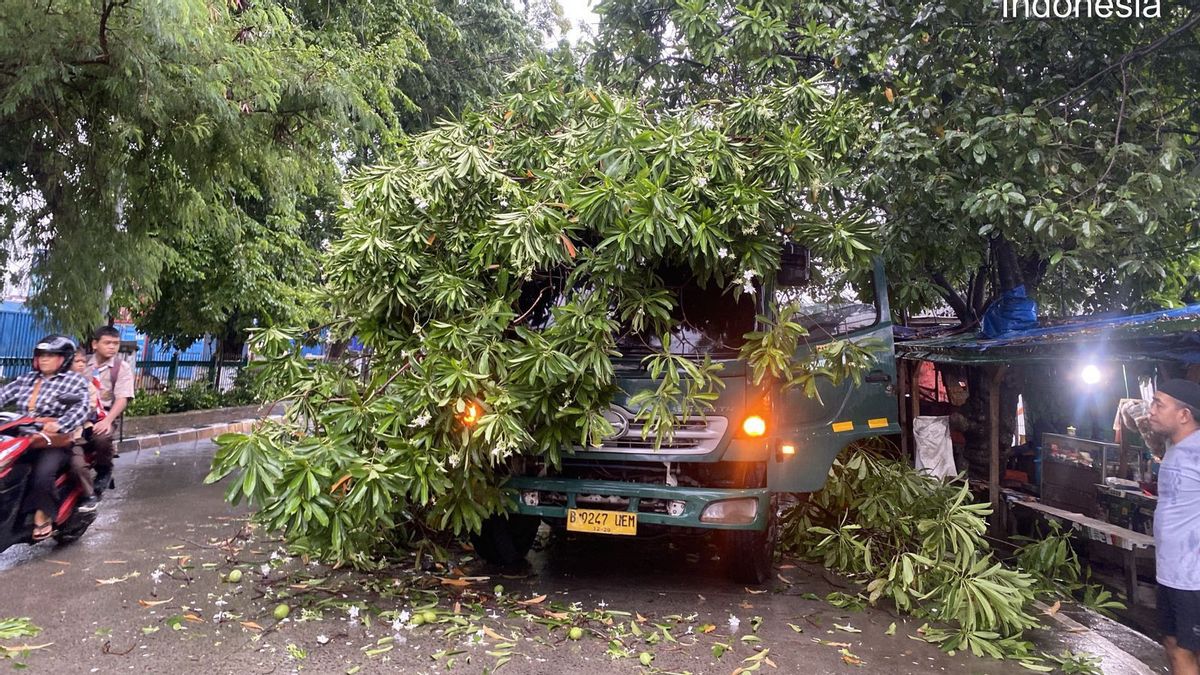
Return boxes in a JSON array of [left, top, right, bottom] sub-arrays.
[[896, 304, 1200, 365]]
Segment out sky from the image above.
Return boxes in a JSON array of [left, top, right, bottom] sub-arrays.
[[557, 0, 599, 43]]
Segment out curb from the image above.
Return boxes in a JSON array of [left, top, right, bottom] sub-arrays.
[[1031, 600, 1158, 674], [117, 415, 283, 453]]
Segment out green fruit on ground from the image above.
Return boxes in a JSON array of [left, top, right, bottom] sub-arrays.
[[411, 616, 425, 627], [568, 627, 584, 640], [422, 611, 438, 624], [273, 604, 290, 620], [226, 569, 243, 583], [639, 652, 653, 666]]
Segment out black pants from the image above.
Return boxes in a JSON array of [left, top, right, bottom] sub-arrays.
[[22, 446, 68, 519]]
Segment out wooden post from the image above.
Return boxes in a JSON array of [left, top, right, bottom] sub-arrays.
[[989, 366, 1006, 534], [898, 360, 910, 461], [910, 360, 922, 467]]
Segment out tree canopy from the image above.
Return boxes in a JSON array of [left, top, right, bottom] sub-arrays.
[[0, 0, 558, 340], [589, 0, 1200, 324]]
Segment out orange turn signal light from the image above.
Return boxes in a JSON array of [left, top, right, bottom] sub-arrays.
[[457, 401, 481, 427], [742, 415, 767, 437]]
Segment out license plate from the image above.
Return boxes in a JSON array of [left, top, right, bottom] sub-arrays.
[[566, 508, 637, 536]]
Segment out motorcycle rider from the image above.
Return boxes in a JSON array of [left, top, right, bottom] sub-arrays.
[[67, 352, 101, 509], [0, 336, 90, 540]]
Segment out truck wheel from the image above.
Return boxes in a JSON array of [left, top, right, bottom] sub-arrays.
[[470, 514, 541, 566], [719, 498, 779, 585]]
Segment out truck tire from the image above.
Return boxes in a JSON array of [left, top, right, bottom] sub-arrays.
[[471, 514, 541, 566], [719, 497, 779, 585]]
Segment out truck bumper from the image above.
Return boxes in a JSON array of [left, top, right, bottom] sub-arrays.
[[507, 476, 770, 531]]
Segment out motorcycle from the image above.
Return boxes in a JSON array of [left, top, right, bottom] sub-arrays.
[[0, 413, 96, 550]]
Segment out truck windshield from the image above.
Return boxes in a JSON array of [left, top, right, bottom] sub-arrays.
[[514, 268, 756, 357], [615, 266, 757, 357], [775, 274, 879, 340]]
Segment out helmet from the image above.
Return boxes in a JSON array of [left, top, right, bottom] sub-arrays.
[[33, 334, 77, 374]]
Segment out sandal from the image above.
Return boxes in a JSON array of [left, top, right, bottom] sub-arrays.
[[32, 521, 53, 541]]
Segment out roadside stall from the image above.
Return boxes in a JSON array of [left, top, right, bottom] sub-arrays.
[[895, 304, 1200, 605]]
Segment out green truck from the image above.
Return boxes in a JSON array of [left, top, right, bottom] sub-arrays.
[[473, 248, 900, 583]]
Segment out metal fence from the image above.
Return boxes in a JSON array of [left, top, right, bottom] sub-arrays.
[[134, 358, 249, 393], [0, 356, 249, 393]]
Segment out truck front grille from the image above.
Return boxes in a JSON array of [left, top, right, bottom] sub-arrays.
[[580, 409, 728, 455]]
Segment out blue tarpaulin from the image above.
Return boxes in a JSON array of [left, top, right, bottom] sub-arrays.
[[897, 304, 1200, 364], [980, 285, 1039, 338]]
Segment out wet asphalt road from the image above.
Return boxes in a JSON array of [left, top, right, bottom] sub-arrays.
[[0, 439, 1170, 674]]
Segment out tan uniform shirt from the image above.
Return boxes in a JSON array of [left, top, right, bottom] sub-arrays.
[[87, 354, 135, 409]]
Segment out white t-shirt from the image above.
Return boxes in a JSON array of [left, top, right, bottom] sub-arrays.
[[1155, 429, 1200, 590]]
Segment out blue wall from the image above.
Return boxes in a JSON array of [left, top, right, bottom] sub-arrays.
[[0, 302, 327, 362]]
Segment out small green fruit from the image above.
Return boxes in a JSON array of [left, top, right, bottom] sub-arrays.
[[568, 627, 584, 640], [226, 569, 243, 583], [639, 652, 653, 666], [273, 603, 290, 620], [422, 610, 438, 624], [411, 615, 425, 627]]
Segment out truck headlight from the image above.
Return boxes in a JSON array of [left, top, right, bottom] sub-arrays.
[[700, 498, 758, 525]]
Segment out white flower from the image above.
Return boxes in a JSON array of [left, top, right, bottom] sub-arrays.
[[717, 247, 729, 259], [741, 269, 757, 281], [409, 412, 431, 428], [347, 606, 361, 623], [499, 198, 509, 207], [465, 629, 486, 647], [316, 635, 330, 645], [742, 282, 756, 295], [150, 570, 163, 584], [414, 196, 429, 211], [728, 614, 741, 631], [693, 175, 708, 188], [270, 550, 283, 561], [392, 618, 404, 632], [213, 611, 227, 622], [214, 599, 228, 607], [597, 600, 608, 609], [260, 563, 271, 577], [447, 453, 461, 469], [398, 610, 411, 623]]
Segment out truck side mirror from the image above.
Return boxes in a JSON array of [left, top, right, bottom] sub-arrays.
[[776, 243, 810, 286]]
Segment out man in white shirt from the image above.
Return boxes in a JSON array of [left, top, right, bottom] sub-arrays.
[[86, 326, 134, 495], [1149, 379, 1200, 675]]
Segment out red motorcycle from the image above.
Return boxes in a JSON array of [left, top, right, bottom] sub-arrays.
[[0, 413, 96, 550]]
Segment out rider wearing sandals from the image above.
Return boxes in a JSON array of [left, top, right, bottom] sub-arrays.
[[0, 336, 90, 540]]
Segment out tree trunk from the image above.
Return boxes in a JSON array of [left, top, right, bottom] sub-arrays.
[[960, 367, 1020, 478]]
